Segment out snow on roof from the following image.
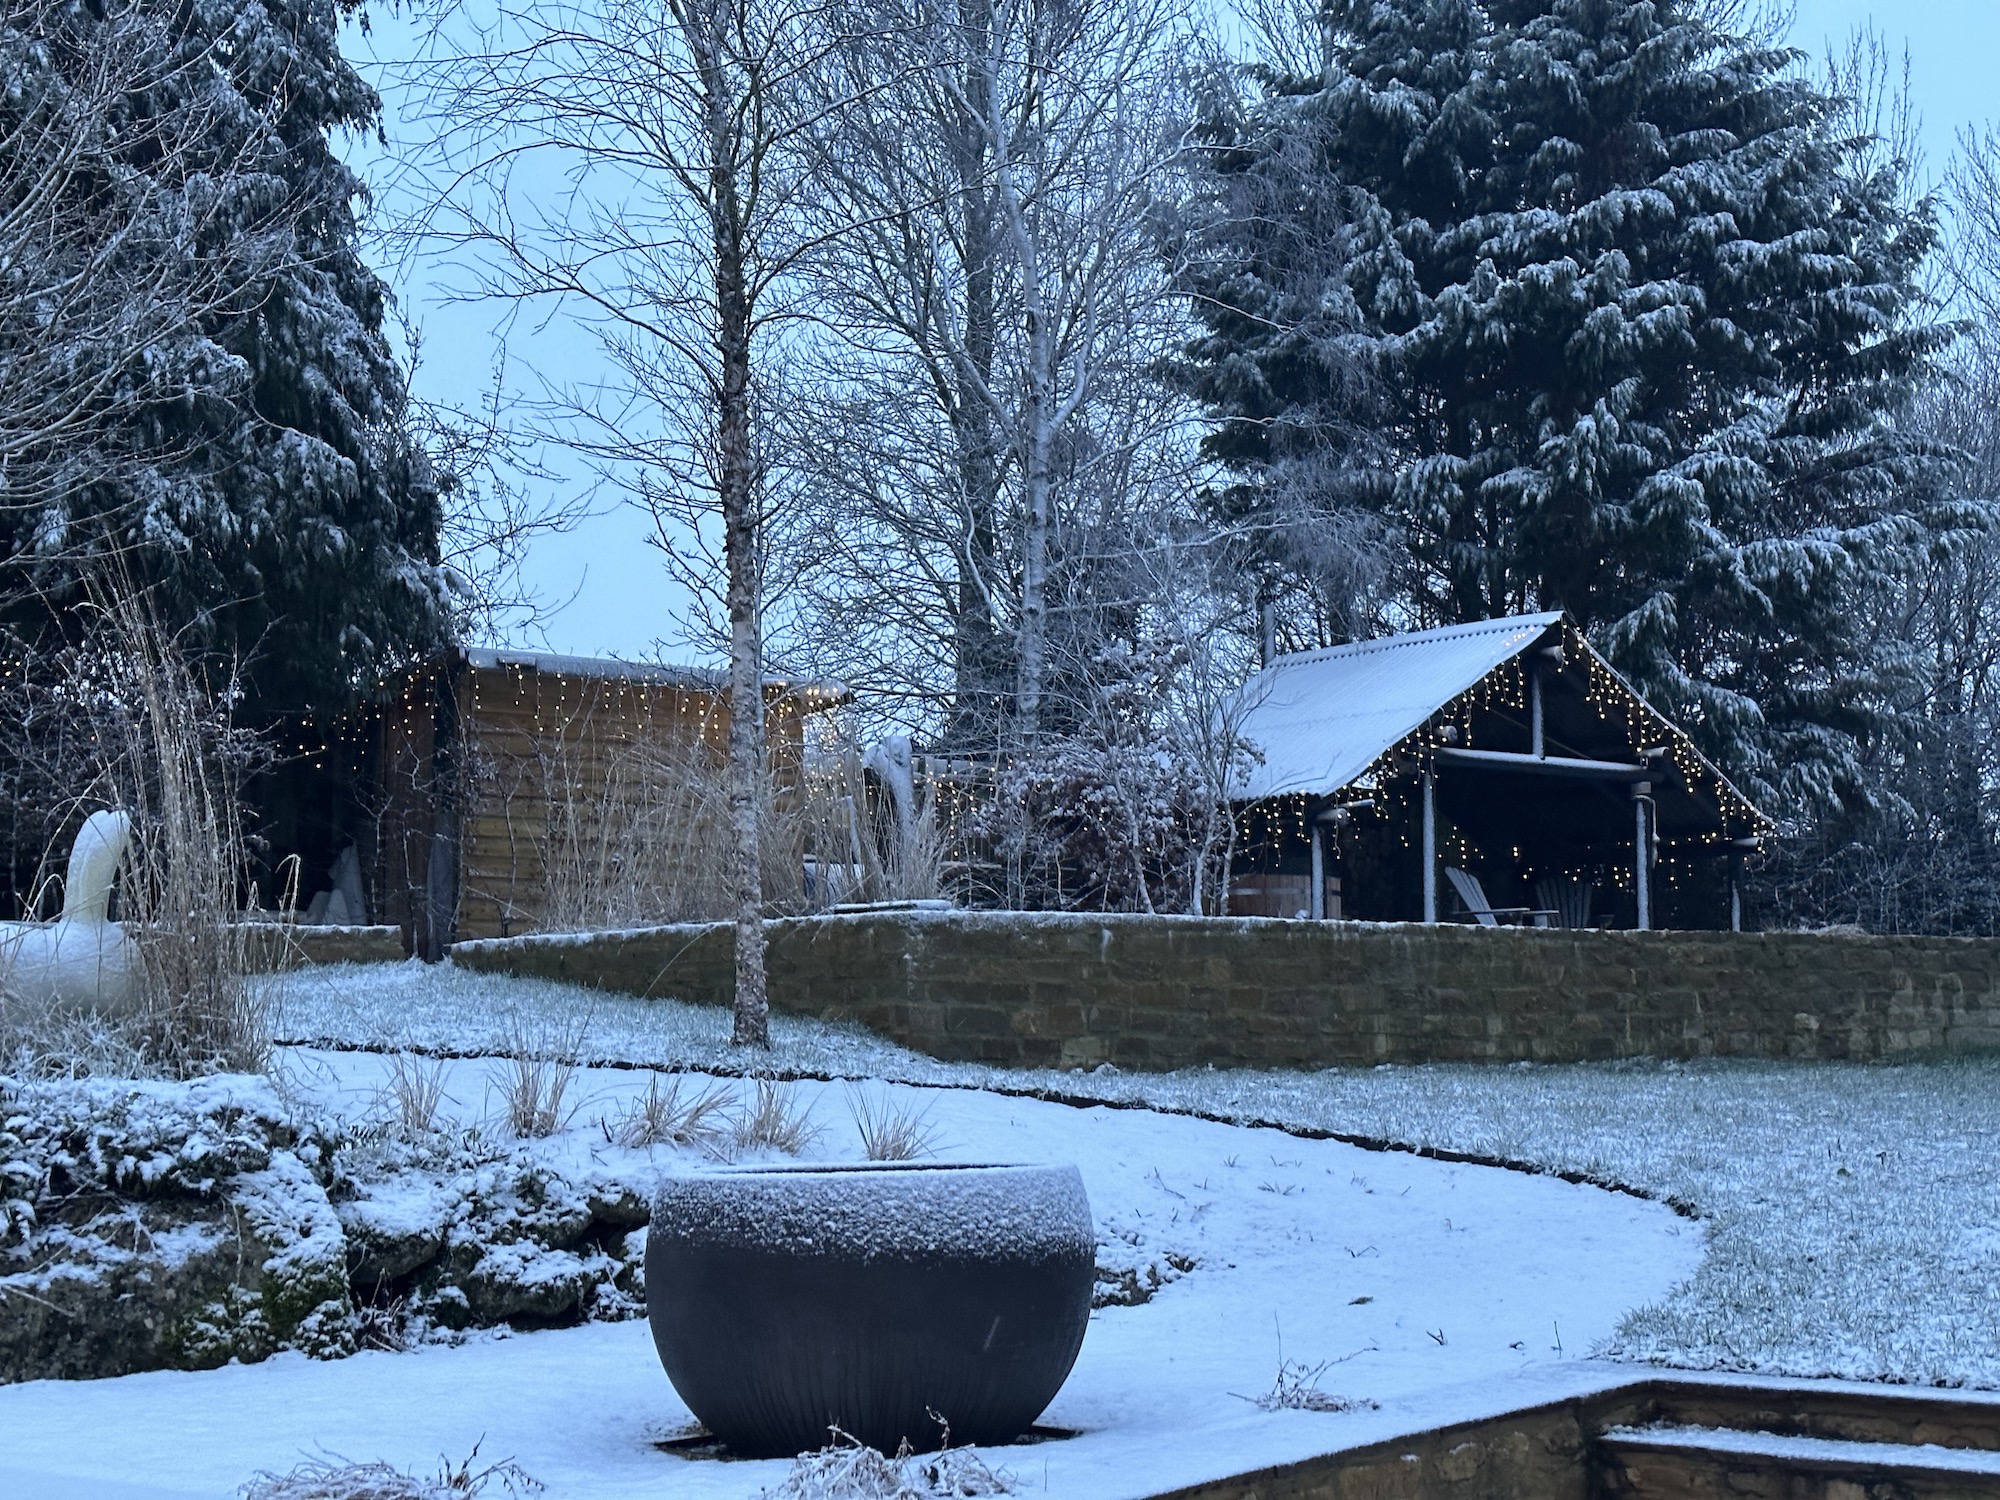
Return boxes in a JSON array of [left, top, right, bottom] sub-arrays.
[[1229, 613, 1564, 800], [458, 647, 843, 699], [461, 647, 726, 689]]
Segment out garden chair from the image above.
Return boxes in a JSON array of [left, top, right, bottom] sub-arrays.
[[1533, 875, 1596, 929], [1445, 867, 1557, 927]]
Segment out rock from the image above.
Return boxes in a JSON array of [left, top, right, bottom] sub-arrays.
[[0, 1075, 355, 1381], [457, 1241, 605, 1322], [1, 1076, 665, 1379], [584, 1176, 652, 1230], [336, 1183, 455, 1287]]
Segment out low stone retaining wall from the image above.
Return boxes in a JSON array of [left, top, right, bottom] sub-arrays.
[[450, 911, 2000, 1070], [243, 923, 406, 971], [1145, 1371, 2000, 1500]]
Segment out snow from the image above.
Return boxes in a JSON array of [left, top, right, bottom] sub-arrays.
[[16, 956, 1996, 1495], [0, 1045, 1698, 1498], [1226, 613, 1562, 799], [268, 959, 957, 1083], [1604, 1423, 2000, 1476], [267, 962, 2000, 1389], [655, 1163, 1094, 1262], [1060, 1060, 2000, 1389]]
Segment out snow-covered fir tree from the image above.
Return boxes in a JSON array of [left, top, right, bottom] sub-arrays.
[[0, 0, 446, 715], [1180, 0, 1975, 808]]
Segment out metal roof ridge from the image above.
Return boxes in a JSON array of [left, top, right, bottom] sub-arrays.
[[1258, 611, 1564, 672]]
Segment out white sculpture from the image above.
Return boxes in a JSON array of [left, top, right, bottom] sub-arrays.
[[0, 809, 137, 1012]]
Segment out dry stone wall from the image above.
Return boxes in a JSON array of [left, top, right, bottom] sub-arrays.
[[449, 912, 2000, 1070]]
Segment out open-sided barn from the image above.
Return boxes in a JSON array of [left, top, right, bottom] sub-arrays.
[[1225, 613, 1769, 929]]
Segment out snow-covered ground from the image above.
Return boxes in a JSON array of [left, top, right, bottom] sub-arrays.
[[271, 960, 2000, 1390], [0, 1001, 1700, 1498], [7, 955, 1990, 1498]]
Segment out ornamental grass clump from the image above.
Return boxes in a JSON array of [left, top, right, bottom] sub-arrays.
[[730, 1077, 822, 1155], [490, 1010, 586, 1138], [242, 1447, 540, 1499], [0, 577, 266, 1079], [847, 1086, 941, 1161], [609, 1072, 732, 1149]]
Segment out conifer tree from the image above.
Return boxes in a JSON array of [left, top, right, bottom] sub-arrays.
[[1181, 0, 1966, 805], [0, 0, 446, 715]]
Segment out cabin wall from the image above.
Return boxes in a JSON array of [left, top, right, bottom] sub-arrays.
[[448, 665, 813, 942], [455, 665, 720, 941]]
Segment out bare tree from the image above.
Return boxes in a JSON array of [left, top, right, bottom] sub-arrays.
[[400, 0, 866, 1044], [786, 0, 1197, 759]]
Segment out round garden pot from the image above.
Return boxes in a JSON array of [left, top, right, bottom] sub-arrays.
[[647, 1162, 1093, 1458]]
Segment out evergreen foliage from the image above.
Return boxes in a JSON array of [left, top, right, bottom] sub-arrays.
[[1180, 0, 1975, 808], [0, 0, 446, 715]]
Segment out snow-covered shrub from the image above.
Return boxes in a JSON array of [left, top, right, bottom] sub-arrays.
[[0, 1086, 35, 1247], [973, 638, 1254, 914], [242, 1448, 540, 1499], [1091, 1216, 1198, 1307]]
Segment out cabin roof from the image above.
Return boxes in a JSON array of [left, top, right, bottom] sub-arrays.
[[1228, 612, 1766, 830], [1231, 613, 1564, 800], [461, 647, 727, 689], [419, 647, 846, 704]]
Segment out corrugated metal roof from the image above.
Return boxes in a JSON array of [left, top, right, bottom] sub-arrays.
[[1229, 613, 1563, 799]]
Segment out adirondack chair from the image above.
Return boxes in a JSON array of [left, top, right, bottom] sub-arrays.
[[1444, 867, 1558, 927], [1533, 875, 1596, 929]]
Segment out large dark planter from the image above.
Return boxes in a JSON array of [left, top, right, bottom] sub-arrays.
[[647, 1162, 1093, 1457]]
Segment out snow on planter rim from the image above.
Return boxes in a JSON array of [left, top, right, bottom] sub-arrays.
[[651, 1161, 1094, 1261]]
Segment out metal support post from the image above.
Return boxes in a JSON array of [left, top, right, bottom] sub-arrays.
[[1422, 770, 1438, 924], [1634, 781, 1652, 932], [1310, 822, 1326, 921]]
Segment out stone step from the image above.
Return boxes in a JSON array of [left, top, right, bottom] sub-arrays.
[[1597, 1422, 2000, 1498]]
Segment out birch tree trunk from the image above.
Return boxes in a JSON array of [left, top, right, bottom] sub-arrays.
[[713, 204, 770, 1046], [399, 0, 864, 1040], [692, 1, 770, 1047]]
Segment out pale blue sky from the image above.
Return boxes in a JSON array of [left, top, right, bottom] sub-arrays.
[[350, 2, 2000, 663]]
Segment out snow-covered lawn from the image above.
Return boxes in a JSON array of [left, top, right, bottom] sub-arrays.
[[271, 960, 2000, 1390], [0, 983, 1701, 1499], [7, 954, 1991, 1499], [1095, 1058, 2000, 1388]]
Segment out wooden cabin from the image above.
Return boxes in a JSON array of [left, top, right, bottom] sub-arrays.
[[255, 649, 842, 958], [1224, 613, 1769, 930]]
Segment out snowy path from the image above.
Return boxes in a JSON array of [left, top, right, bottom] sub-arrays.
[[0, 1050, 1699, 1499]]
